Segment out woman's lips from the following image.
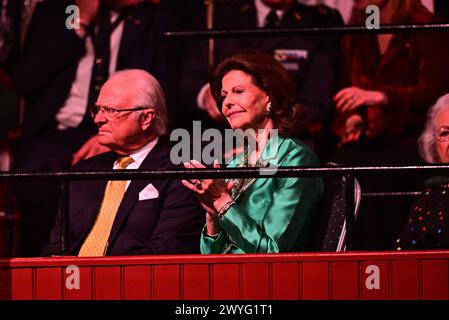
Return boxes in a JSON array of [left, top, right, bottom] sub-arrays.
[[227, 111, 244, 118]]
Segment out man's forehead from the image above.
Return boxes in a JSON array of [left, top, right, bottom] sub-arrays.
[[97, 82, 135, 107]]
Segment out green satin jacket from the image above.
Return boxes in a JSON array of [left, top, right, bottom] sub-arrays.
[[200, 135, 324, 254]]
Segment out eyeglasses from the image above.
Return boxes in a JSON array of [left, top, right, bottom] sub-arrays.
[[90, 105, 152, 120], [434, 126, 449, 142]]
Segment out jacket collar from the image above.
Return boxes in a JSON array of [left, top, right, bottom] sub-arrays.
[[227, 134, 286, 201]]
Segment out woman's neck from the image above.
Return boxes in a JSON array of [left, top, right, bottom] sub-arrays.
[[247, 120, 274, 165]]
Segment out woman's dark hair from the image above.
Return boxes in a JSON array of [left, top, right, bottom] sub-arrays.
[[209, 49, 305, 137]]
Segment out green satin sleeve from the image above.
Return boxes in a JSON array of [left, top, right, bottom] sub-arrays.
[[200, 139, 323, 254], [200, 226, 228, 254]]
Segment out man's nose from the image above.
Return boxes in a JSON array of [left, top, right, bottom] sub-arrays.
[[223, 95, 234, 109], [94, 110, 107, 124]]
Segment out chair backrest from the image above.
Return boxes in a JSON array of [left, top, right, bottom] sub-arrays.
[[312, 169, 361, 252]]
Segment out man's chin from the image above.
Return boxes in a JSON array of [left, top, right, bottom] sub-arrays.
[[97, 136, 113, 148]]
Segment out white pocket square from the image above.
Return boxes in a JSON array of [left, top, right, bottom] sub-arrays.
[[138, 183, 159, 200]]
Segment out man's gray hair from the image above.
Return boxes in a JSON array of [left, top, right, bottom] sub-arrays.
[[418, 93, 449, 163], [112, 69, 168, 136]]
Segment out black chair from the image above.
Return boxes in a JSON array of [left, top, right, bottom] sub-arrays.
[[312, 164, 361, 252]]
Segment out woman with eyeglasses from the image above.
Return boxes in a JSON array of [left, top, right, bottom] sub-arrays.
[[394, 93, 449, 250]]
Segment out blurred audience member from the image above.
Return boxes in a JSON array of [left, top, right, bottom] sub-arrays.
[[178, 0, 343, 151], [298, 0, 354, 23], [325, 0, 449, 250], [394, 93, 449, 250], [329, 0, 449, 165]]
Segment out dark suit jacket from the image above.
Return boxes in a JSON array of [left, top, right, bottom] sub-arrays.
[[42, 139, 205, 256], [178, 0, 343, 125], [11, 0, 167, 140]]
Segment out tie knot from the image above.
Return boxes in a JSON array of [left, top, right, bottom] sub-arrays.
[[117, 156, 134, 169], [264, 10, 280, 28]]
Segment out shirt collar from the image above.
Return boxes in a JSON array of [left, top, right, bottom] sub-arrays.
[[114, 137, 159, 168], [255, 0, 286, 28]]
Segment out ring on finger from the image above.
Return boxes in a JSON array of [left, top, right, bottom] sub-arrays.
[[195, 181, 203, 190]]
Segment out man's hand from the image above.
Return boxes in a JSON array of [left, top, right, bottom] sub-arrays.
[[203, 86, 226, 122], [72, 135, 110, 165]]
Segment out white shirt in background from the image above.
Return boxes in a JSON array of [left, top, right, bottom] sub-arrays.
[[56, 12, 124, 130]]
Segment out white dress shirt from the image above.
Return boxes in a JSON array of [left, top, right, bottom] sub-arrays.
[[112, 137, 159, 191], [56, 12, 124, 130]]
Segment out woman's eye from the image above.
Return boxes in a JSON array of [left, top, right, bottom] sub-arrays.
[[440, 130, 449, 137]]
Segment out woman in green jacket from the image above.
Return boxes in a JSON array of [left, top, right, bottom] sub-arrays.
[[182, 49, 323, 253]]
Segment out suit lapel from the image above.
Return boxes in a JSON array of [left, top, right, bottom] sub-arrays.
[[117, 7, 146, 68], [237, 2, 261, 49], [107, 140, 166, 250]]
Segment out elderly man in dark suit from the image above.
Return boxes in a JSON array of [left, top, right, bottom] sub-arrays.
[[43, 69, 204, 256], [11, 0, 168, 256]]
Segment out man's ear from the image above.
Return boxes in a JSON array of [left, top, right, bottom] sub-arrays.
[[140, 109, 155, 131]]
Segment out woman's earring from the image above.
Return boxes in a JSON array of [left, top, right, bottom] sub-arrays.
[[265, 102, 272, 116]]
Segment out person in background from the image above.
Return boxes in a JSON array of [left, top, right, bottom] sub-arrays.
[[394, 93, 449, 250], [177, 0, 343, 152], [43, 69, 204, 257], [182, 50, 323, 254], [324, 0, 449, 250], [329, 0, 449, 161]]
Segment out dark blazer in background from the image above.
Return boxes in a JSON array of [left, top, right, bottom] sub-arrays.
[[43, 140, 205, 256], [11, 0, 167, 141], [177, 0, 343, 128]]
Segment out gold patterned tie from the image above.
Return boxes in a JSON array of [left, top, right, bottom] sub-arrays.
[[78, 156, 134, 257]]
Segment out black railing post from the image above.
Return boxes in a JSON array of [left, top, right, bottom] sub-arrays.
[[58, 179, 70, 255], [344, 174, 355, 250]]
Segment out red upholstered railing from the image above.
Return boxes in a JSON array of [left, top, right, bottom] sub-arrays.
[[0, 251, 448, 300]]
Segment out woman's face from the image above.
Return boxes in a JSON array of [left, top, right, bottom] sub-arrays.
[[435, 108, 449, 163], [220, 70, 270, 131]]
